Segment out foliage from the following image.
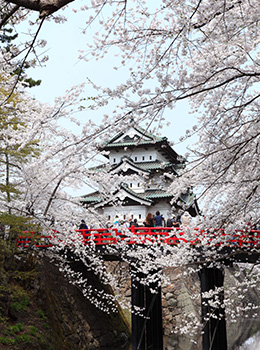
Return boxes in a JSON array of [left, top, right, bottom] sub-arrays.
[[10, 285, 31, 313], [28, 325, 38, 336], [37, 309, 47, 320], [0, 28, 18, 44], [0, 239, 55, 349], [14, 333, 31, 343], [0, 336, 16, 345], [4, 323, 25, 335], [0, 83, 40, 205]]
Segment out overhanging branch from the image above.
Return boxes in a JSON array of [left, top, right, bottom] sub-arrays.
[[5, 0, 75, 17]]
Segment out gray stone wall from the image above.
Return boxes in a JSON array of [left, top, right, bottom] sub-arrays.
[[34, 258, 131, 350], [106, 262, 260, 350]]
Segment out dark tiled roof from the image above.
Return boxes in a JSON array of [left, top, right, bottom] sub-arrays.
[[136, 161, 170, 170], [80, 185, 197, 210], [120, 185, 153, 203], [103, 139, 160, 148], [81, 186, 173, 204], [80, 194, 101, 203], [102, 126, 164, 147], [145, 190, 173, 199]]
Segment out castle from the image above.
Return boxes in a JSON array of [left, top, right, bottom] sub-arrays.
[[81, 126, 199, 224]]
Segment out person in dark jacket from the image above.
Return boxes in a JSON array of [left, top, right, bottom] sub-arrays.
[[172, 215, 181, 228], [153, 211, 164, 227], [130, 218, 139, 227], [133, 218, 139, 227], [79, 220, 88, 230], [167, 216, 174, 227]]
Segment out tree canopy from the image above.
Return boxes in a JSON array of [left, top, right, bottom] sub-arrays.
[[5, 0, 256, 229], [1, 1, 260, 344], [1, 1, 260, 244]]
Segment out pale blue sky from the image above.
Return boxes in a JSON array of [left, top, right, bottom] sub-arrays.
[[21, 5, 197, 157]]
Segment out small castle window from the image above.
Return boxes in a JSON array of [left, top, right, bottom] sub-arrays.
[[113, 158, 116, 163], [142, 156, 145, 160], [150, 155, 152, 160], [139, 214, 141, 219], [135, 156, 138, 161]]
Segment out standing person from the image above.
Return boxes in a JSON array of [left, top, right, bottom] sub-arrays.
[[128, 217, 133, 227], [154, 211, 164, 227], [133, 218, 139, 227], [181, 212, 191, 228], [106, 221, 112, 228], [181, 212, 193, 242], [130, 217, 139, 227], [78, 220, 88, 244], [172, 215, 182, 228], [166, 216, 174, 227], [145, 212, 154, 227], [121, 220, 129, 229], [114, 215, 121, 228], [79, 220, 88, 230]]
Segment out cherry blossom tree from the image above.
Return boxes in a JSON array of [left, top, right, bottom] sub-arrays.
[[2, 0, 260, 346], [72, 0, 260, 230], [4, 0, 260, 227]]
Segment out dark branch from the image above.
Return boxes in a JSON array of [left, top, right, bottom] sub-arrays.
[[5, 0, 75, 17]]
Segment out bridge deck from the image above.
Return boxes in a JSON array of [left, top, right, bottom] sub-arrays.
[[16, 226, 260, 249]]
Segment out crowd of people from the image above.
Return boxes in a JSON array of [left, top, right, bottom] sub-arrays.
[[77, 211, 193, 231], [110, 211, 191, 229], [144, 211, 192, 228]]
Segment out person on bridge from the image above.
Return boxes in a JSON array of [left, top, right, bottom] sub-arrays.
[[181, 212, 191, 228], [113, 215, 121, 228], [130, 218, 139, 227], [172, 215, 182, 228], [133, 218, 139, 227], [145, 212, 154, 227], [166, 215, 174, 227], [154, 211, 165, 227], [79, 220, 88, 230]]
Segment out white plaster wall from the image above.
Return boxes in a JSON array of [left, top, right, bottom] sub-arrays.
[[103, 205, 148, 223], [148, 201, 172, 221], [98, 201, 175, 226], [109, 147, 167, 164], [146, 173, 167, 190]]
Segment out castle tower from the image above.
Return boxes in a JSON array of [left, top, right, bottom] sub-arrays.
[[81, 126, 199, 224]]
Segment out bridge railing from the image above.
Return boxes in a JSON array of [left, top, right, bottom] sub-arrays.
[[16, 231, 53, 248], [76, 227, 190, 245], [16, 227, 260, 248]]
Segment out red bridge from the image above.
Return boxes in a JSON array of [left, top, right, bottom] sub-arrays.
[[16, 226, 260, 249]]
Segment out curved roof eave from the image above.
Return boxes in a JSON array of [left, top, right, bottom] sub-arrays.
[[94, 187, 153, 208], [110, 158, 150, 175]]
